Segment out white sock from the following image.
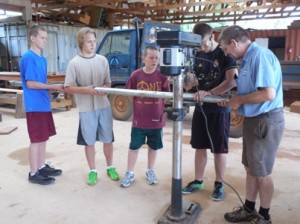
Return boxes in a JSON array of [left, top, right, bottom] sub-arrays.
[[90, 169, 97, 173], [39, 165, 46, 170]]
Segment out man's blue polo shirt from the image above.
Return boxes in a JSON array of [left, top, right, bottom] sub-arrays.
[[237, 42, 283, 117]]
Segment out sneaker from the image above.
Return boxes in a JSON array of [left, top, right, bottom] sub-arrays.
[[39, 163, 62, 176], [107, 167, 119, 181], [146, 169, 158, 185], [120, 171, 135, 188], [182, 180, 204, 195], [251, 214, 272, 224], [87, 171, 98, 185], [224, 205, 258, 222], [28, 171, 55, 185], [211, 183, 225, 201]]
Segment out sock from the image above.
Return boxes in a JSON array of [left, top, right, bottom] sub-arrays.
[[244, 199, 255, 212], [259, 207, 270, 221], [127, 170, 134, 175], [30, 172, 36, 176], [39, 164, 45, 170], [90, 169, 97, 173], [107, 166, 114, 170], [215, 181, 223, 186]]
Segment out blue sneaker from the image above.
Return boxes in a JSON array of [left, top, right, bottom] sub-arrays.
[[212, 183, 225, 201]]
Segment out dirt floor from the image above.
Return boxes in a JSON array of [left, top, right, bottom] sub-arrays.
[[0, 106, 299, 224]]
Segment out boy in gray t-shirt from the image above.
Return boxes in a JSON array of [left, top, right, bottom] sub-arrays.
[[64, 27, 119, 185]]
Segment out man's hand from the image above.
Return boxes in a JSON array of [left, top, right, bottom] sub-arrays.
[[194, 90, 211, 102], [218, 94, 240, 110]]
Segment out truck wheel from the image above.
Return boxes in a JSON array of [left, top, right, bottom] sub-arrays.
[[229, 109, 244, 138], [109, 94, 132, 121]]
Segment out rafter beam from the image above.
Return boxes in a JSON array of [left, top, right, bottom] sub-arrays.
[[29, 0, 300, 27]]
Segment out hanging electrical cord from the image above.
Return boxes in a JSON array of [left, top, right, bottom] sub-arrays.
[[190, 55, 244, 206]]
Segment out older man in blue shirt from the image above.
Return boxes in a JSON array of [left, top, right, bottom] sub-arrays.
[[218, 25, 285, 224]]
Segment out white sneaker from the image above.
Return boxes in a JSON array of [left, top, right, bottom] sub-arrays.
[[146, 169, 158, 185], [120, 171, 135, 188]]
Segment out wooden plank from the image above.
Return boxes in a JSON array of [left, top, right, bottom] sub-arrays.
[[51, 99, 73, 111], [15, 93, 25, 118], [290, 101, 300, 114], [0, 126, 18, 135], [0, 88, 23, 93], [0, 92, 25, 118], [0, 94, 17, 104], [0, 72, 66, 83], [282, 82, 300, 88]]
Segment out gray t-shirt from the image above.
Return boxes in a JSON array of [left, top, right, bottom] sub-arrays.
[[65, 54, 111, 112]]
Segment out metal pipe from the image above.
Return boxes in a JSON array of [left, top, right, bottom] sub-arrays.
[[172, 76, 183, 180], [170, 74, 184, 219], [94, 87, 230, 103]]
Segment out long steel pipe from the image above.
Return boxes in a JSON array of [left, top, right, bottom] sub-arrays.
[[94, 87, 230, 103]]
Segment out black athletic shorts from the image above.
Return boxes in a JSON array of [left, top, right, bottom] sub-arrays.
[[190, 107, 230, 154]]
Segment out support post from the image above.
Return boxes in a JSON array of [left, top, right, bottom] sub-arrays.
[[170, 74, 185, 219], [158, 72, 201, 224]]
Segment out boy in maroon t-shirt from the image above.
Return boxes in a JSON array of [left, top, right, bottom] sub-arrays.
[[120, 46, 170, 188]]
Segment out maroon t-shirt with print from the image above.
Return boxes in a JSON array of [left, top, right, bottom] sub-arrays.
[[125, 68, 170, 129]]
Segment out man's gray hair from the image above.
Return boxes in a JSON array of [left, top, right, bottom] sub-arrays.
[[218, 25, 250, 45]]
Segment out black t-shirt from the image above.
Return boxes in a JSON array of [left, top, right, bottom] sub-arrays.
[[193, 45, 237, 112]]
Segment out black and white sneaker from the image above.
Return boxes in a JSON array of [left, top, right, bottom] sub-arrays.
[[39, 163, 62, 176], [28, 171, 55, 185]]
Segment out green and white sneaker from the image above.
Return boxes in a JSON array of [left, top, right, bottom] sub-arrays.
[[182, 180, 204, 194], [211, 183, 225, 201], [107, 167, 119, 181], [87, 171, 98, 185]]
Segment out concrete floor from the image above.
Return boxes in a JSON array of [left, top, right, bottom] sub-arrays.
[[0, 106, 299, 224]]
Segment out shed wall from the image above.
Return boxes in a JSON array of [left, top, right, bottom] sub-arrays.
[[0, 23, 108, 73], [248, 29, 300, 61], [215, 28, 300, 61]]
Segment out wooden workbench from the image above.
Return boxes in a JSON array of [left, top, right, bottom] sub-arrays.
[[0, 72, 73, 118], [0, 72, 66, 83]]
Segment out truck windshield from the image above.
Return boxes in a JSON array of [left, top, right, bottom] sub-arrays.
[[98, 32, 130, 55]]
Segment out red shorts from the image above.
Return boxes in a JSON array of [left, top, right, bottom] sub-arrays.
[[26, 112, 56, 143]]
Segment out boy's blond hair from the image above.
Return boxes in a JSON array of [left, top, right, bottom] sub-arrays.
[[77, 27, 96, 50]]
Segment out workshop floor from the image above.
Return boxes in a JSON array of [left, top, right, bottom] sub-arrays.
[[0, 106, 299, 224]]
